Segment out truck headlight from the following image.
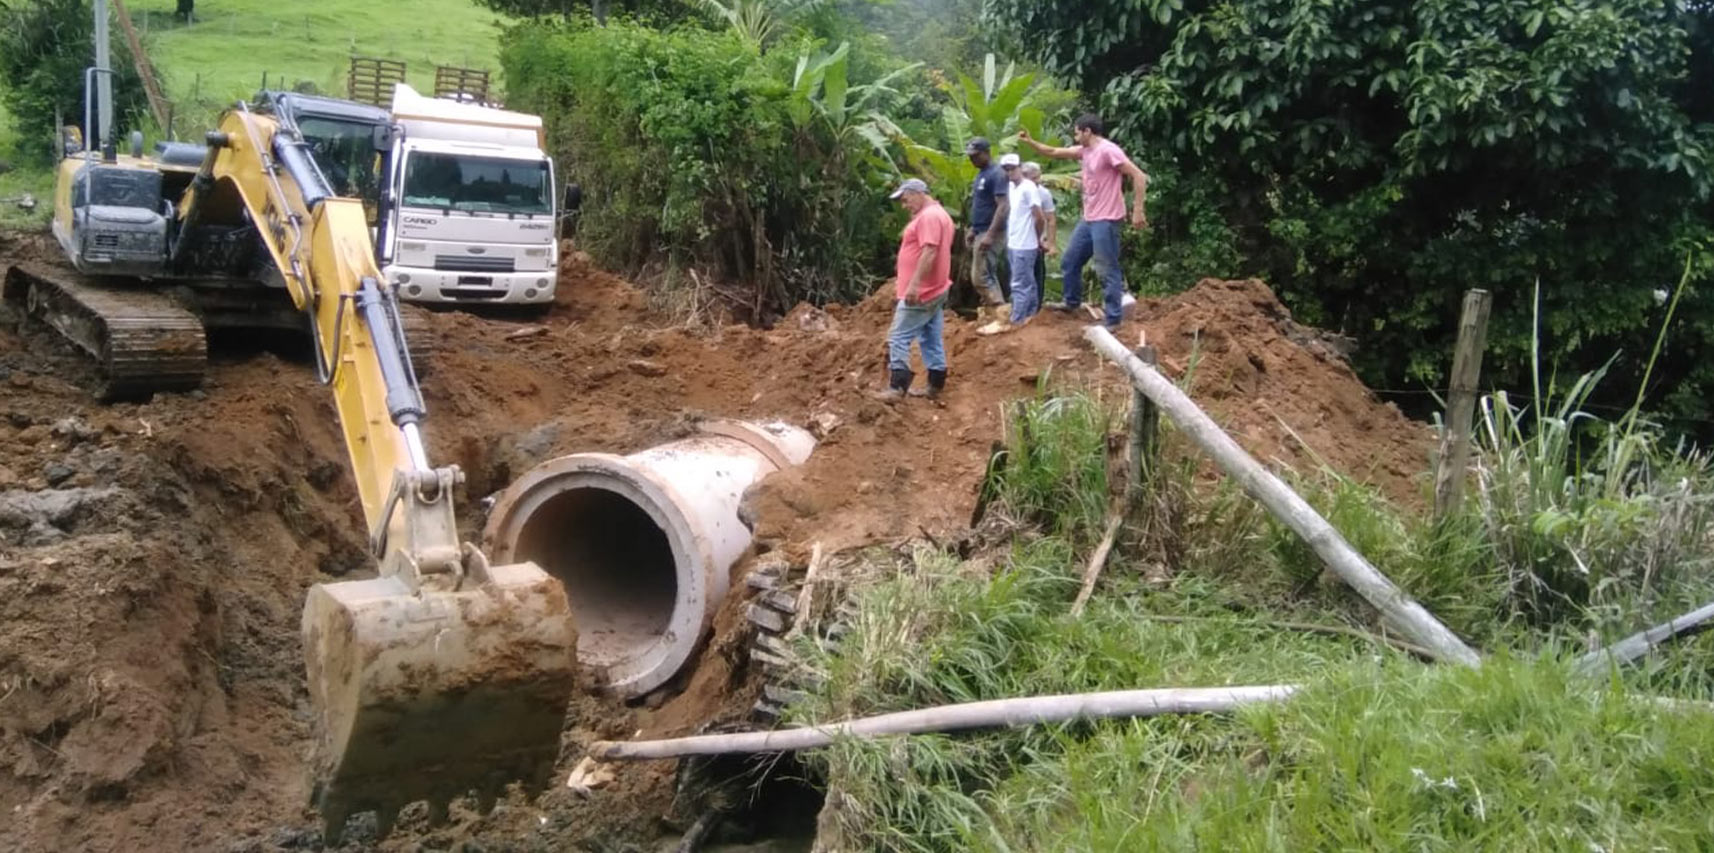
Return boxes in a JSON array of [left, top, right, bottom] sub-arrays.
[[524, 247, 549, 258], [400, 241, 427, 252]]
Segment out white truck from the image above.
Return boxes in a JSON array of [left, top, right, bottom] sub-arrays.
[[376, 84, 560, 306]]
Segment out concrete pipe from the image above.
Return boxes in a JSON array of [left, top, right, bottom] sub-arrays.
[[483, 420, 816, 697]]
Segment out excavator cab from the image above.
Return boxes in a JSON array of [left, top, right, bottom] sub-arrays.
[[58, 162, 171, 277]]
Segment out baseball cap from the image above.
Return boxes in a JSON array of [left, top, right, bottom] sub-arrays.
[[888, 178, 929, 199], [999, 153, 1021, 168], [964, 137, 991, 155]]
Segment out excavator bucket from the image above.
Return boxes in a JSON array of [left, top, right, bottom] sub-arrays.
[[301, 559, 577, 841]]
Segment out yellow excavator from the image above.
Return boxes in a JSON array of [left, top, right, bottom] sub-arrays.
[[2, 2, 577, 841]]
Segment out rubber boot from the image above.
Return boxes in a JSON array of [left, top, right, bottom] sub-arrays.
[[909, 369, 947, 399], [873, 368, 913, 401]]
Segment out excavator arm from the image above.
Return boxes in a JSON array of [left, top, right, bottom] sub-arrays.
[[178, 106, 577, 841]]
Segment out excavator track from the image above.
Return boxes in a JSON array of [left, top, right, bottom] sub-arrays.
[[4, 264, 207, 401]]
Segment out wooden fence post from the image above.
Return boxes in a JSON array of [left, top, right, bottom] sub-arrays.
[[1434, 290, 1493, 520], [1126, 345, 1160, 500]]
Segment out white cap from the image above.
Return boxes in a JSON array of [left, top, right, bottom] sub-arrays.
[[998, 153, 1021, 168]]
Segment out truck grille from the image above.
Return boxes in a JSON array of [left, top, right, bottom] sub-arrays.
[[434, 254, 515, 273]]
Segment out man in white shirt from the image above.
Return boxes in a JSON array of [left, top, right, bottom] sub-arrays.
[[999, 153, 1047, 325], [1021, 161, 1057, 289]]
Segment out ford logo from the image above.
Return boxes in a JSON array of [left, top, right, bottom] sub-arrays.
[[467, 246, 487, 254]]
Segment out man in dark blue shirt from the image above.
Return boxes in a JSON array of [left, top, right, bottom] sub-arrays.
[[966, 137, 1009, 310]]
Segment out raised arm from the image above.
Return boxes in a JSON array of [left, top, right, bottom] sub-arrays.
[[1019, 129, 1080, 161]]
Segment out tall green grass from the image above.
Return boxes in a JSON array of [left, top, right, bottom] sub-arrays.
[[1465, 271, 1714, 635]]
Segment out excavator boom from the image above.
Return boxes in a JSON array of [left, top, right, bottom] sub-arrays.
[[174, 107, 578, 840]]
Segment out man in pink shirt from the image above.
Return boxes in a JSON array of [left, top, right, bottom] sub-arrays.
[[1020, 113, 1149, 330], [877, 178, 955, 401]]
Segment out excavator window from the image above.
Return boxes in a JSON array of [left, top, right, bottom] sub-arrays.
[[299, 117, 382, 205], [86, 168, 163, 209]]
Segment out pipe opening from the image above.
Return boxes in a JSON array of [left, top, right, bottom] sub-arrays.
[[509, 486, 677, 667]]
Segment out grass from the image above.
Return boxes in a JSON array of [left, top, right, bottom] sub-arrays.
[[990, 656, 1714, 851], [134, 0, 510, 133], [782, 376, 1714, 850], [0, 103, 52, 228]]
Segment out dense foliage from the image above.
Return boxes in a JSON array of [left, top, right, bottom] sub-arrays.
[[987, 0, 1714, 427], [0, 0, 151, 162], [501, 21, 912, 312]]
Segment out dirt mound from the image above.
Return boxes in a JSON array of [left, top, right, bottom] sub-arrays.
[[0, 231, 1432, 850], [1139, 278, 1430, 503]]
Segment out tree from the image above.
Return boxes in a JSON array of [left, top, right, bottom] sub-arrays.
[[175, 0, 192, 22], [0, 0, 150, 161], [986, 0, 1714, 428]]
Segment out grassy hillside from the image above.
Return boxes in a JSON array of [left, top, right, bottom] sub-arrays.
[[139, 0, 510, 119]]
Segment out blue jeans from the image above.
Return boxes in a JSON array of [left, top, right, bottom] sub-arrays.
[[1061, 219, 1126, 328], [1008, 248, 1040, 324], [887, 296, 947, 372]]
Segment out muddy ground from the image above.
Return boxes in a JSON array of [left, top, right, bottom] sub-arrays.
[[0, 229, 1432, 851]]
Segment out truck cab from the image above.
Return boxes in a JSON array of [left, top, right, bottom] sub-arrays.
[[381, 85, 558, 306]]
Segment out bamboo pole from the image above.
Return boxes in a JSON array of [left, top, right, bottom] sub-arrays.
[[1575, 599, 1714, 673], [1434, 290, 1492, 520], [1084, 326, 1482, 667], [589, 685, 1299, 760]]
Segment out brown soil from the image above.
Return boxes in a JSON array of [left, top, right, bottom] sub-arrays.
[[0, 227, 1432, 851]]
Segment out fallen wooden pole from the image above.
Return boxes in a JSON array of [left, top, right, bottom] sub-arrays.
[[588, 685, 1299, 760], [1084, 326, 1482, 667], [1575, 599, 1714, 673]]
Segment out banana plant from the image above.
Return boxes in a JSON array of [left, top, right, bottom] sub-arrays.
[[866, 53, 1076, 210], [789, 41, 921, 168]]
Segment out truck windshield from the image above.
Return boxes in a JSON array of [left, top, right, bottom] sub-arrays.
[[299, 116, 381, 203], [401, 152, 552, 215]]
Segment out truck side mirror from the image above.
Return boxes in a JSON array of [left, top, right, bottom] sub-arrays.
[[559, 183, 583, 239], [372, 124, 395, 153]]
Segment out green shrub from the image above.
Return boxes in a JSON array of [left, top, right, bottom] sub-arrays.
[[500, 20, 903, 313], [0, 0, 153, 162]]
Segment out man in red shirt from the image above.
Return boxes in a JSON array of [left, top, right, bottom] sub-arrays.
[[1020, 113, 1149, 330], [878, 178, 955, 401]]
